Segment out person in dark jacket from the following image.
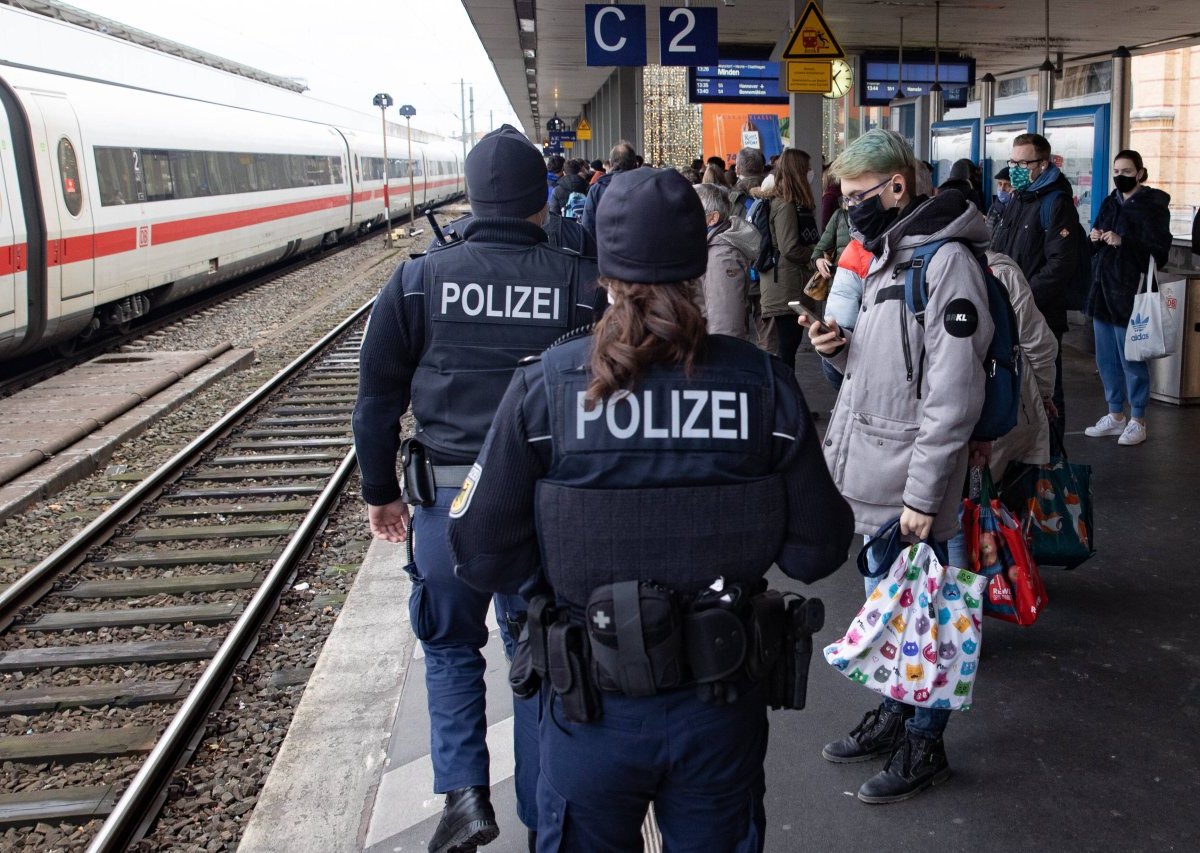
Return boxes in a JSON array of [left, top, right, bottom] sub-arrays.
[[548, 158, 589, 216], [353, 125, 601, 853], [545, 154, 565, 202], [447, 166, 853, 851], [580, 141, 637, 237], [1082, 149, 1173, 446], [985, 167, 1013, 234], [989, 133, 1077, 431]]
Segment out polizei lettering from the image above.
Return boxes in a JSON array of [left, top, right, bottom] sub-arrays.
[[438, 281, 562, 324], [576, 389, 751, 441]]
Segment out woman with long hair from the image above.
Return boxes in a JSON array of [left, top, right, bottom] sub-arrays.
[[447, 167, 853, 851], [701, 161, 731, 187], [762, 148, 821, 370], [1082, 149, 1174, 446]]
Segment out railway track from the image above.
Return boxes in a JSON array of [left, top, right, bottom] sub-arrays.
[[0, 301, 371, 850]]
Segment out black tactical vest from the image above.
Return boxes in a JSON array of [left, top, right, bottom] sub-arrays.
[[410, 229, 595, 460], [534, 336, 788, 607]]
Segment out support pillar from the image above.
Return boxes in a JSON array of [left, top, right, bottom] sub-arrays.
[[979, 73, 996, 163], [1037, 61, 1055, 132], [1110, 46, 1132, 159], [790, 0, 825, 209]]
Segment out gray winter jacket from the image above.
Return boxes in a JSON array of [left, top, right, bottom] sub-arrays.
[[701, 218, 757, 340], [821, 193, 993, 541]]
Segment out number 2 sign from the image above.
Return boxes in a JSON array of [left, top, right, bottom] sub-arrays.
[[659, 6, 717, 66]]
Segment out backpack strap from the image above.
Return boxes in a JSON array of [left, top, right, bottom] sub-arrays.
[[896, 239, 950, 325], [1039, 189, 1070, 231]]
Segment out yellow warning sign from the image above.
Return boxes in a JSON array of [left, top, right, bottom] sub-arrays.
[[576, 118, 592, 141], [782, 1, 845, 60], [786, 61, 833, 94]]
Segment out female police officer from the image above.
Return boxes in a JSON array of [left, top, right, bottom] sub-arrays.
[[447, 167, 854, 851]]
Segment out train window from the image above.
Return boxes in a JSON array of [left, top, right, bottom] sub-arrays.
[[304, 155, 331, 186], [142, 149, 175, 202], [171, 150, 210, 198], [95, 146, 140, 205], [57, 138, 84, 215], [331, 157, 344, 184]]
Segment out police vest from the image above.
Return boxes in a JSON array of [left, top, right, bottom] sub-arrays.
[[410, 240, 595, 460], [534, 335, 788, 607]]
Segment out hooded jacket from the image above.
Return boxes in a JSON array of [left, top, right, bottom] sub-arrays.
[[701, 218, 757, 339], [549, 172, 590, 216], [812, 207, 852, 265], [1085, 186, 1173, 325], [758, 187, 818, 318], [986, 251, 1056, 477], [988, 166, 1078, 334], [821, 191, 993, 541]]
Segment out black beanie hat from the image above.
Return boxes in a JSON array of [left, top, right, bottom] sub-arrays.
[[995, 166, 1011, 181], [465, 124, 547, 219], [596, 167, 707, 283]]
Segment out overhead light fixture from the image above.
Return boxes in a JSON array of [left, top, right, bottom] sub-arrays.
[[526, 68, 536, 75], [519, 17, 535, 32], [523, 49, 535, 59]]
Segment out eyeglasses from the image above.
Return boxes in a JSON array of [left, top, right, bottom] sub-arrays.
[[1006, 159, 1043, 169], [840, 177, 890, 208]]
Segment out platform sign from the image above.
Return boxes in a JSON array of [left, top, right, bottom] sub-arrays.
[[785, 60, 833, 94], [585, 4, 646, 67], [576, 118, 592, 140], [659, 6, 718, 66], [781, 1, 845, 61], [688, 60, 789, 105]]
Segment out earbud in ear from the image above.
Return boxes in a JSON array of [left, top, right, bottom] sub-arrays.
[[892, 183, 902, 193]]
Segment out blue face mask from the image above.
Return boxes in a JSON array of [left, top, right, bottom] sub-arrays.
[[1009, 166, 1032, 192], [996, 190, 1012, 204]]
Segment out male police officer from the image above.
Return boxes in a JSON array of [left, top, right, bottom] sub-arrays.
[[353, 125, 600, 853]]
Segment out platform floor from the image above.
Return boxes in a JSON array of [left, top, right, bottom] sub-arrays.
[[245, 343, 1200, 853]]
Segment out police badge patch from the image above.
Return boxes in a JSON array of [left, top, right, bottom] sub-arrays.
[[449, 463, 482, 518]]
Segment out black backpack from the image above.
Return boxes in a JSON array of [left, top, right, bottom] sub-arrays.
[[1036, 190, 1092, 311], [901, 240, 1022, 442], [743, 197, 776, 273]]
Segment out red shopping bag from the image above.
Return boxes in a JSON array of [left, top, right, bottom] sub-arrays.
[[963, 469, 1048, 626]]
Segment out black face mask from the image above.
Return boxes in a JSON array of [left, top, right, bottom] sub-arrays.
[[1114, 175, 1138, 194], [847, 194, 900, 241]]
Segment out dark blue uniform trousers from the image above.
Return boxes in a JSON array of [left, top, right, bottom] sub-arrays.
[[536, 681, 768, 852], [408, 487, 538, 828]]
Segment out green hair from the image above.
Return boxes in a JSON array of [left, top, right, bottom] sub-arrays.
[[831, 129, 918, 184]]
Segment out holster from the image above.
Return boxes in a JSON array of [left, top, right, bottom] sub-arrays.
[[586, 581, 684, 697], [399, 437, 436, 507], [510, 595, 557, 700], [508, 619, 539, 700], [547, 622, 598, 723], [768, 594, 825, 711]]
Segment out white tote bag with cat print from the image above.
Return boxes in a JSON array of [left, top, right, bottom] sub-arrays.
[[824, 542, 986, 711]]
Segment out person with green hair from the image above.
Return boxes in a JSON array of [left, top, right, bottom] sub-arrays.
[[799, 128, 995, 804]]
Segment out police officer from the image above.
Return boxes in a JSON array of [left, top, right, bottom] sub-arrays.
[[446, 168, 854, 851], [353, 125, 600, 853]]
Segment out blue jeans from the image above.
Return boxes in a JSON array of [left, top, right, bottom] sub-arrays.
[[1094, 317, 1150, 418], [861, 536, 957, 737], [408, 487, 539, 828], [537, 683, 767, 853]]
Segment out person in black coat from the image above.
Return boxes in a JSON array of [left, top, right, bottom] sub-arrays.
[[1082, 149, 1174, 446], [548, 158, 589, 216]]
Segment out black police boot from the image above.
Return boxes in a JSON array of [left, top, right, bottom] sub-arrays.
[[427, 786, 499, 853], [821, 702, 913, 763], [527, 829, 537, 852], [857, 729, 952, 804]]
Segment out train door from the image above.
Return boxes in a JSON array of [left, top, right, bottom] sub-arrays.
[[27, 93, 94, 303], [0, 130, 17, 344]]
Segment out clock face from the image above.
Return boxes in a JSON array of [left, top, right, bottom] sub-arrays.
[[825, 59, 853, 99]]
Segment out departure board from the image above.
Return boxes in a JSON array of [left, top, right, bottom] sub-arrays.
[[859, 50, 975, 107], [688, 61, 789, 104]]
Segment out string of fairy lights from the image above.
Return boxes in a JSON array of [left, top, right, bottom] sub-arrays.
[[642, 66, 703, 167]]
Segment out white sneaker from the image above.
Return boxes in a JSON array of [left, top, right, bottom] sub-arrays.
[[1084, 413, 1127, 437], [1118, 420, 1147, 446]]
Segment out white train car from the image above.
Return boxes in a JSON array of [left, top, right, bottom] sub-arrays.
[[0, 4, 463, 358]]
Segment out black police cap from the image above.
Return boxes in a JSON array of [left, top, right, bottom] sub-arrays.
[[596, 167, 707, 284], [465, 124, 547, 219]]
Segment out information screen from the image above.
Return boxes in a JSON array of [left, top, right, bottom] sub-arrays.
[[859, 51, 974, 108], [688, 60, 789, 104]]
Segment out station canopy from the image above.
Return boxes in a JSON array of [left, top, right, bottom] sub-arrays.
[[462, 0, 1200, 138]]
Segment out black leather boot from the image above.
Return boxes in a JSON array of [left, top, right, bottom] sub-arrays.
[[428, 786, 499, 853], [821, 702, 913, 763], [527, 828, 537, 852], [857, 730, 952, 803]]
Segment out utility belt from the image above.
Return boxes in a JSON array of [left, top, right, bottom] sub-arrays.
[[400, 437, 473, 507], [509, 579, 824, 723]]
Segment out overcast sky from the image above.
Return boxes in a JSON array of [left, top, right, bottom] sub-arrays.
[[68, 0, 521, 139]]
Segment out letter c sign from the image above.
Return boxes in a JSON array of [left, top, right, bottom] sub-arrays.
[[585, 4, 646, 66]]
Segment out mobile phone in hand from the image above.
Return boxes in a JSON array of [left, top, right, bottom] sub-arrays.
[[789, 301, 833, 335]]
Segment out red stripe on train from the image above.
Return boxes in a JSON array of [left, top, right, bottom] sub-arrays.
[[0, 242, 28, 276]]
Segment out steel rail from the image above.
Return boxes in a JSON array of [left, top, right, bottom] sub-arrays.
[[0, 297, 375, 631], [85, 444, 360, 852]]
